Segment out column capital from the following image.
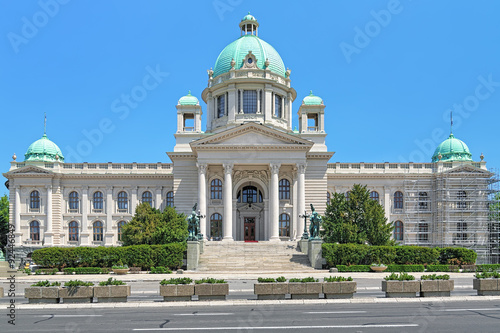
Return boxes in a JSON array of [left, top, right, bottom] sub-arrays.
[[197, 163, 208, 175], [223, 163, 233, 174], [82, 185, 89, 191], [297, 163, 307, 174], [270, 163, 281, 175], [45, 184, 53, 189]]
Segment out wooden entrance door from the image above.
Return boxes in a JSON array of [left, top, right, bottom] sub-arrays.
[[244, 217, 256, 241]]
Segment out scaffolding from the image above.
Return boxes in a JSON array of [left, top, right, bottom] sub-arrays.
[[404, 164, 500, 264]]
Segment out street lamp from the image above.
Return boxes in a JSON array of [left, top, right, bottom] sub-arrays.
[[299, 210, 310, 240], [196, 210, 206, 240]]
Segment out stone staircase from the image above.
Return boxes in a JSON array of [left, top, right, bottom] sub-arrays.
[[197, 241, 315, 272]]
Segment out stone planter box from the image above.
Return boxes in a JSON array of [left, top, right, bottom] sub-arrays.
[[473, 279, 500, 296], [194, 283, 229, 301], [24, 287, 60, 304], [59, 286, 94, 303], [382, 280, 420, 298], [420, 280, 454, 297], [113, 268, 130, 275], [288, 282, 322, 299], [160, 284, 195, 301], [254, 283, 288, 300], [94, 285, 131, 302], [322, 281, 357, 299]]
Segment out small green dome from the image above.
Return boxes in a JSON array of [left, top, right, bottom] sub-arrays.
[[178, 91, 199, 106], [431, 133, 472, 163], [302, 91, 323, 105], [25, 134, 64, 162], [213, 35, 285, 78], [242, 13, 256, 22]]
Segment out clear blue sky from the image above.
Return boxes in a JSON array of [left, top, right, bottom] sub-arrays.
[[1, 0, 500, 197]]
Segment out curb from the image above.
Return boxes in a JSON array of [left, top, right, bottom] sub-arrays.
[[17, 295, 500, 309]]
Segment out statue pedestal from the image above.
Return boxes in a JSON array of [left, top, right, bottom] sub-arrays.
[[308, 239, 323, 269], [186, 241, 200, 271], [198, 238, 204, 254], [299, 238, 309, 255]]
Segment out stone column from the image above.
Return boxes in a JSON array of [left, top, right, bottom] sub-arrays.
[[79, 186, 89, 245], [197, 163, 207, 239], [105, 186, 114, 246], [155, 187, 162, 210], [297, 163, 306, 238], [14, 186, 21, 246], [131, 187, 138, 213], [269, 163, 281, 241], [223, 163, 233, 241], [384, 186, 391, 223]]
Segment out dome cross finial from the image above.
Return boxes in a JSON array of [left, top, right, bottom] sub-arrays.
[[450, 110, 453, 135], [44, 112, 47, 135]]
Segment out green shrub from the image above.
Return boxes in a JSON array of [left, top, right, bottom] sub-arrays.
[[323, 244, 440, 266], [324, 276, 353, 282], [63, 280, 94, 287], [257, 278, 276, 283], [150, 266, 172, 274], [98, 278, 126, 286], [421, 274, 450, 280], [63, 267, 104, 275], [35, 268, 58, 275], [31, 280, 61, 287], [476, 264, 500, 272], [426, 264, 451, 272], [32, 243, 186, 270], [475, 272, 500, 279], [336, 265, 371, 272], [288, 277, 318, 283], [194, 278, 226, 284], [384, 272, 415, 281], [160, 277, 193, 285], [437, 247, 477, 265], [276, 276, 286, 282], [387, 265, 425, 272]]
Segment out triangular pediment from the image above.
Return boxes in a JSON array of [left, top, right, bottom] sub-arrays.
[[443, 164, 491, 176], [191, 123, 313, 149], [5, 165, 54, 176]]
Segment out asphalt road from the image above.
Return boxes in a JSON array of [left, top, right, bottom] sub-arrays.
[[2, 300, 500, 332]]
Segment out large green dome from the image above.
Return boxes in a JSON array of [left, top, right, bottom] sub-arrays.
[[431, 133, 472, 163], [25, 134, 64, 162], [213, 34, 286, 78]]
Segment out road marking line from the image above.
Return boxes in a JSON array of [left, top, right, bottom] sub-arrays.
[[438, 308, 500, 312], [173, 313, 234, 316], [34, 315, 103, 317], [133, 324, 418, 331], [304, 311, 367, 314]]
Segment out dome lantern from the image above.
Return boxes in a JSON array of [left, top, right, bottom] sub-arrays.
[[239, 12, 259, 36]]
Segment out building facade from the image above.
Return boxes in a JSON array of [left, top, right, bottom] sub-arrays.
[[4, 15, 499, 264]]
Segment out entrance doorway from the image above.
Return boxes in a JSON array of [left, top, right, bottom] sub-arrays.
[[244, 217, 256, 241]]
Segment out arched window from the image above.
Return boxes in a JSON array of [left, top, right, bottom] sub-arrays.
[[93, 191, 103, 210], [279, 213, 290, 237], [117, 221, 126, 242], [69, 191, 79, 211], [210, 213, 222, 240], [68, 221, 79, 241], [30, 190, 40, 210], [210, 179, 222, 200], [238, 186, 262, 203], [93, 221, 103, 241], [142, 191, 153, 206], [166, 191, 174, 207], [29, 221, 40, 241], [326, 192, 331, 205], [117, 191, 128, 211], [394, 221, 404, 241], [370, 191, 379, 203], [418, 222, 429, 242], [418, 192, 428, 210], [457, 190, 467, 209], [394, 191, 403, 209], [279, 179, 290, 200]]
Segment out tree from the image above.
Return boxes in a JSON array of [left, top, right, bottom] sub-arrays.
[[121, 203, 188, 246], [321, 184, 394, 246], [0, 194, 9, 252]]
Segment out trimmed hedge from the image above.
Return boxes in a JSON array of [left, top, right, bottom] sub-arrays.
[[32, 243, 186, 270], [63, 267, 109, 274], [425, 264, 459, 273], [476, 264, 500, 272], [336, 265, 371, 272], [323, 243, 440, 266], [437, 247, 477, 265], [386, 264, 425, 272]]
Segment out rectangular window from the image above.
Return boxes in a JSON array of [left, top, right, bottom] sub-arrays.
[[274, 95, 282, 118], [217, 95, 225, 118], [243, 90, 257, 114]]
